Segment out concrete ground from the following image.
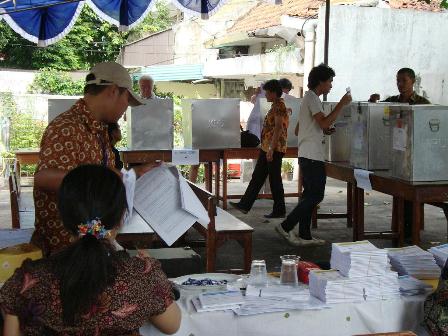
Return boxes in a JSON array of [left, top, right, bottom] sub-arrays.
[[1, 177, 447, 273]]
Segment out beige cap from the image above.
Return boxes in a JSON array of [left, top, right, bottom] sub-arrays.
[[86, 62, 145, 107]]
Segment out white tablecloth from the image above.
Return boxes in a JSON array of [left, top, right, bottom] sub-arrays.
[[141, 294, 429, 336]]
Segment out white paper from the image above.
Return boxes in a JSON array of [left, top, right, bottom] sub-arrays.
[[393, 127, 407, 152], [178, 175, 210, 227], [119, 211, 154, 234], [172, 149, 199, 165], [354, 169, 373, 191], [199, 291, 245, 308], [121, 168, 136, 226], [133, 165, 198, 246]]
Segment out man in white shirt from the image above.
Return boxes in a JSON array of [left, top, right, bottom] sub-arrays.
[[275, 64, 352, 247], [279, 78, 294, 99]]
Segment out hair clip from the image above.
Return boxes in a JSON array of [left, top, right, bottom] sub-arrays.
[[78, 218, 109, 239]]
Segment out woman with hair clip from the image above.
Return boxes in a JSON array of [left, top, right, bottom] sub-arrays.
[[0, 165, 181, 336]]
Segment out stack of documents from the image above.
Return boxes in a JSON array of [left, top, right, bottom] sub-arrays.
[[330, 241, 390, 277], [387, 246, 441, 279], [428, 244, 448, 268], [192, 291, 245, 312], [398, 275, 434, 296], [309, 270, 401, 304]]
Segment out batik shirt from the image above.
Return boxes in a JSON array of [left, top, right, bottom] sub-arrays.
[[0, 252, 174, 335], [384, 92, 431, 105], [31, 99, 115, 256], [260, 98, 289, 153]]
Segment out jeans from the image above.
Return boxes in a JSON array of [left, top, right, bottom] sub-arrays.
[[239, 150, 285, 214], [281, 157, 326, 239]]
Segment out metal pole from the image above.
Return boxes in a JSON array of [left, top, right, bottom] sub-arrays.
[[323, 0, 330, 101]]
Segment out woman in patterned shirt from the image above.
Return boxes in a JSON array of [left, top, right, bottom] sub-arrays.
[[230, 79, 289, 218], [1, 165, 181, 335]]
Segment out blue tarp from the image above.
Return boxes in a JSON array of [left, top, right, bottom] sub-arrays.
[[0, 0, 228, 46]]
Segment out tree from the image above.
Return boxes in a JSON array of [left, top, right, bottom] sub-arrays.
[[0, 1, 173, 70], [28, 69, 85, 95]]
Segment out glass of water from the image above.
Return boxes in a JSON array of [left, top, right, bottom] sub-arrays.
[[280, 255, 299, 286], [248, 260, 268, 287]]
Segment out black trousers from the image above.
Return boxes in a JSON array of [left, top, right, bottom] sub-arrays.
[[239, 150, 285, 214], [281, 158, 326, 240]]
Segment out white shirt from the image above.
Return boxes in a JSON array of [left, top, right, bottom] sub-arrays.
[[246, 91, 265, 139], [297, 90, 325, 161]]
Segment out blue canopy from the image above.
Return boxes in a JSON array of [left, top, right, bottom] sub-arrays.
[[0, 0, 231, 46]]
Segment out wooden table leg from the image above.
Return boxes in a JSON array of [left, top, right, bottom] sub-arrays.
[[357, 188, 365, 241], [352, 184, 359, 241], [222, 156, 228, 210], [392, 197, 405, 247], [412, 202, 423, 246], [347, 182, 353, 228], [205, 162, 212, 192], [214, 161, 220, 203]]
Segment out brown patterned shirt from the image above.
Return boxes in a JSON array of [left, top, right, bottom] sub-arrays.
[[0, 252, 174, 335], [384, 92, 431, 105], [31, 99, 115, 256], [260, 98, 289, 153]]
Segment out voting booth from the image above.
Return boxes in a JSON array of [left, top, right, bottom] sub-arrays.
[[181, 99, 241, 149], [127, 99, 174, 150]]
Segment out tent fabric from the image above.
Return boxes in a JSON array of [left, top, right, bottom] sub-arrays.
[[0, 0, 233, 46], [171, 0, 229, 18]]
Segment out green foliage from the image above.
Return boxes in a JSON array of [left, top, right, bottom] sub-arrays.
[[0, 92, 46, 174], [442, 0, 448, 8], [0, 1, 173, 70], [127, 1, 173, 42], [28, 69, 85, 95]]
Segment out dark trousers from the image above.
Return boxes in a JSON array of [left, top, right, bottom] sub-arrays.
[[239, 150, 285, 214], [281, 158, 326, 240]]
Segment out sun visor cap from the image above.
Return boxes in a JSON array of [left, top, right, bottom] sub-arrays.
[[86, 62, 145, 107]]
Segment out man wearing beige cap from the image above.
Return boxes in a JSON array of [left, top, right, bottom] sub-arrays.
[[32, 62, 156, 256]]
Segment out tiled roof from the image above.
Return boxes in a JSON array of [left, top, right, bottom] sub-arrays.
[[228, 0, 325, 33], [388, 0, 443, 11], [228, 0, 444, 33]]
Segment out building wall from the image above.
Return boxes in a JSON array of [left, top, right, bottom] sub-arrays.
[[121, 30, 175, 67], [0, 69, 88, 94], [315, 6, 448, 104], [155, 82, 217, 98]]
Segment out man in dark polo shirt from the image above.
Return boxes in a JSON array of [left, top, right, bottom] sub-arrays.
[[369, 67, 430, 104], [369, 67, 431, 240]]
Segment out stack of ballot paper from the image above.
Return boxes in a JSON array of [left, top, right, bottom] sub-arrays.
[[330, 241, 390, 277], [387, 246, 441, 279], [309, 270, 401, 304], [398, 275, 434, 296], [428, 244, 448, 268], [192, 291, 244, 312]]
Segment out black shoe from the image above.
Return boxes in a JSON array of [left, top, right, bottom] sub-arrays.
[[264, 212, 286, 219], [229, 201, 248, 214]]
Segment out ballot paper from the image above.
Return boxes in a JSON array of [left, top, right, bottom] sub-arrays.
[[199, 291, 245, 308], [309, 269, 401, 304], [398, 275, 433, 296], [330, 241, 390, 277], [192, 297, 241, 313], [172, 149, 199, 165], [387, 246, 441, 279], [354, 169, 373, 191], [125, 165, 209, 246], [428, 244, 448, 268]]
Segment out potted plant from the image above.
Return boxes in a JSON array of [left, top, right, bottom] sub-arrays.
[[281, 160, 294, 181]]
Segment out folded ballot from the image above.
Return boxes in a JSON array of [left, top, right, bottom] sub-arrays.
[[428, 244, 448, 268]]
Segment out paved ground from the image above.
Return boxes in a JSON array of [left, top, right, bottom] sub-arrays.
[[2, 177, 447, 273]]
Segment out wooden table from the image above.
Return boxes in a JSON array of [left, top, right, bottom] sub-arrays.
[[221, 147, 300, 209], [14, 149, 40, 176], [120, 149, 222, 198], [325, 162, 448, 246]]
